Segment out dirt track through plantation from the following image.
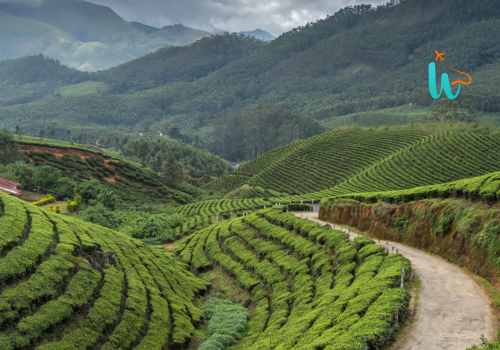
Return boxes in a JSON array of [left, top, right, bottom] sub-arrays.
[[295, 212, 495, 350]]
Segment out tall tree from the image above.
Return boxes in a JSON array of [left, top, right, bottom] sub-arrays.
[[431, 97, 459, 123], [152, 152, 164, 173], [49, 128, 55, 139], [15, 125, 22, 140], [167, 124, 181, 139], [66, 129, 71, 141], [39, 129, 45, 141], [143, 119, 153, 134], [132, 139, 150, 166], [460, 94, 478, 123], [164, 155, 184, 185], [0, 129, 21, 165]]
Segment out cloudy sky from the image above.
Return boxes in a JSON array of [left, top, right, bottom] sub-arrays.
[[87, 0, 388, 36]]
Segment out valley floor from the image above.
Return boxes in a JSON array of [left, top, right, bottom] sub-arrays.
[[296, 212, 496, 350]]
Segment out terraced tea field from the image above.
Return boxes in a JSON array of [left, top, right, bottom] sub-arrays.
[[20, 144, 193, 206], [175, 209, 411, 349], [206, 129, 428, 194], [0, 192, 207, 350]]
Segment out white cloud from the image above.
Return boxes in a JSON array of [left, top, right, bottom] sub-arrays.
[[86, 0, 389, 36]]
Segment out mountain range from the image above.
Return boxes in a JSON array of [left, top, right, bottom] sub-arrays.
[[0, 0, 499, 163], [0, 0, 207, 70]]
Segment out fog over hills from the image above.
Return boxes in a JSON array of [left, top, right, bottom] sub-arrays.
[[0, 0, 213, 70]]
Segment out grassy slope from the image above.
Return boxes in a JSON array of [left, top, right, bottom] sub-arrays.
[[18, 138, 195, 206], [205, 123, 500, 197], [322, 105, 500, 129], [0, 191, 208, 349], [53, 81, 107, 97]]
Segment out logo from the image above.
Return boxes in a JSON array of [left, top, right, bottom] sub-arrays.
[[429, 50, 471, 99]]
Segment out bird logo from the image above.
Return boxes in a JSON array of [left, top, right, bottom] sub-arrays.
[[429, 50, 471, 99]]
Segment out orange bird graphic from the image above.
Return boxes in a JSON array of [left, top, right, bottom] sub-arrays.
[[435, 50, 445, 61]]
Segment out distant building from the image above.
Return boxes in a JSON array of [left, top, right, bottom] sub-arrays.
[[223, 160, 241, 168], [0, 179, 21, 196]]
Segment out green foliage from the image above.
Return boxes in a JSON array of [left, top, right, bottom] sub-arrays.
[[19, 145, 194, 207], [66, 195, 81, 213], [176, 209, 411, 349], [32, 194, 55, 206], [0, 129, 20, 165], [78, 207, 184, 244], [121, 136, 232, 179], [208, 99, 323, 161], [467, 336, 500, 350], [199, 299, 249, 350], [0, 191, 208, 349], [96, 33, 265, 93]]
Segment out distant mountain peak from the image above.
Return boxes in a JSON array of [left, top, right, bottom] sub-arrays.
[[204, 23, 275, 41], [238, 29, 276, 41]]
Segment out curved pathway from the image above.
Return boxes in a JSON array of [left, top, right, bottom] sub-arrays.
[[295, 212, 495, 350]]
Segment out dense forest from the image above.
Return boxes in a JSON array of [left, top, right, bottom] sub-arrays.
[[207, 100, 323, 161], [1, 0, 500, 162], [94, 33, 266, 93]]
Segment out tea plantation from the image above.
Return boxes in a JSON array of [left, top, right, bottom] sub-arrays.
[[21, 145, 194, 206], [205, 126, 500, 197], [5, 124, 500, 349], [0, 192, 208, 349], [175, 209, 411, 349]]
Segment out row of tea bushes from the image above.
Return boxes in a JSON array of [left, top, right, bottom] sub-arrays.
[[0, 192, 208, 349], [175, 208, 411, 349]]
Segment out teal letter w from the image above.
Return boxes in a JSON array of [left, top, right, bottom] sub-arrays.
[[429, 62, 460, 99]]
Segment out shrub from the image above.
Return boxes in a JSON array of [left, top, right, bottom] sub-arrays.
[[32, 195, 55, 206], [55, 206, 61, 214], [198, 299, 249, 350]]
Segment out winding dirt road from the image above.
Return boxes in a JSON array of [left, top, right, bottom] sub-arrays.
[[295, 212, 495, 350]]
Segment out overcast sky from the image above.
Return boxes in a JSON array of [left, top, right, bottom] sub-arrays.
[[87, 0, 388, 37]]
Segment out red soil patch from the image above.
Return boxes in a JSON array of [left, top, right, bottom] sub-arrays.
[[19, 145, 121, 170], [105, 176, 116, 183], [18, 145, 104, 159]]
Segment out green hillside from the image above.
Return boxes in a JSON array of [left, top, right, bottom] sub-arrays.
[[0, 11, 134, 71], [175, 210, 411, 349], [16, 139, 195, 206], [0, 0, 212, 71], [2, 0, 500, 159], [95, 34, 266, 92], [0, 55, 90, 106], [53, 81, 107, 97], [169, 124, 500, 218], [205, 124, 500, 197], [322, 105, 500, 129], [0, 192, 208, 349], [0, 0, 212, 56]]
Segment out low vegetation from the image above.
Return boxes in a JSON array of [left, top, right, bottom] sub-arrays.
[[0, 192, 208, 349], [175, 208, 411, 349]]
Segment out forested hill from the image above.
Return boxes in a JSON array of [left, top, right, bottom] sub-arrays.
[[1, 0, 500, 162], [94, 34, 266, 93], [0, 0, 213, 71], [0, 55, 87, 84]]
